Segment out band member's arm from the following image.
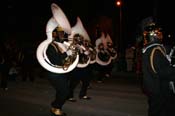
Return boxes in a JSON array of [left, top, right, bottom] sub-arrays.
[[46, 45, 67, 65], [153, 50, 175, 81]]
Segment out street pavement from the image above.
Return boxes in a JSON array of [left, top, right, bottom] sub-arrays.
[[0, 72, 147, 116]]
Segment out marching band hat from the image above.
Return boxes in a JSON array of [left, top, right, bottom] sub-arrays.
[[57, 26, 64, 32]]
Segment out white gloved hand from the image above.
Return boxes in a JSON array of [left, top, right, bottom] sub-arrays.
[[80, 45, 86, 50], [66, 50, 72, 56], [84, 51, 90, 55]]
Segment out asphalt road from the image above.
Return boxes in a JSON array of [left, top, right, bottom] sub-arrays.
[[0, 72, 147, 116]]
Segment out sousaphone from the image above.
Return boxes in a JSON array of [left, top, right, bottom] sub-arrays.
[[36, 3, 79, 74], [95, 32, 112, 66], [69, 17, 91, 68], [105, 33, 117, 60]]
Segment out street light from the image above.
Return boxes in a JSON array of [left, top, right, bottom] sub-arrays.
[[116, 0, 121, 6], [115, 0, 125, 71], [115, 0, 122, 53]]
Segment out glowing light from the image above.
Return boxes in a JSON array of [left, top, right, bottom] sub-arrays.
[[116, 0, 121, 7]]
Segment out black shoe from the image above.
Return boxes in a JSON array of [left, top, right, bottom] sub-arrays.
[[79, 96, 91, 100], [68, 98, 77, 102]]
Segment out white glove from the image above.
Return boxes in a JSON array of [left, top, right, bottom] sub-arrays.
[[80, 45, 86, 50], [66, 50, 72, 56], [84, 51, 90, 55], [89, 47, 93, 51]]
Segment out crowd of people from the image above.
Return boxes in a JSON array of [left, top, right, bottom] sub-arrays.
[[0, 37, 41, 91]]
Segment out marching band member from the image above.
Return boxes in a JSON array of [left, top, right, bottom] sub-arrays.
[[47, 27, 72, 116], [103, 34, 117, 78], [141, 21, 175, 116], [95, 32, 117, 82], [36, 3, 79, 116], [0, 42, 9, 90], [68, 34, 92, 102], [66, 16, 94, 102]]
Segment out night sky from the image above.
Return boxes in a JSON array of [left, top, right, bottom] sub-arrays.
[[7, 0, 175, 46]]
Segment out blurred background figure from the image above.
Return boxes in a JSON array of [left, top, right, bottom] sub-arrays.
[[125, 44, 135, 72], [0, 42, 10, 90], [21, 48, 35, 82]]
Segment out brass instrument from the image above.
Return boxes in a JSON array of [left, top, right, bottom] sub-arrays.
[[69, 17, 91, 68], [62, 42, 79, 70], [96, 43, 111, 65], [84, 40, 96, 64], [104, 34, 117, 60], [95, 32, 112, 66], [36, 3, 79, 74], [106, 42, 117, 60], [73, 34, 91, 68]]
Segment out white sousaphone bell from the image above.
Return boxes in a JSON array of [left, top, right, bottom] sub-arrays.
[[95, 32, 112, 66], [105, 33, 117, 60], [36, 3, 79, 74], [69, 17, 91, 68]]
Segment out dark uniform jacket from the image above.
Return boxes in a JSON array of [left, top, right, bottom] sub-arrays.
[[142, 43, 175, 96], [46, 41, 67, 66]]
